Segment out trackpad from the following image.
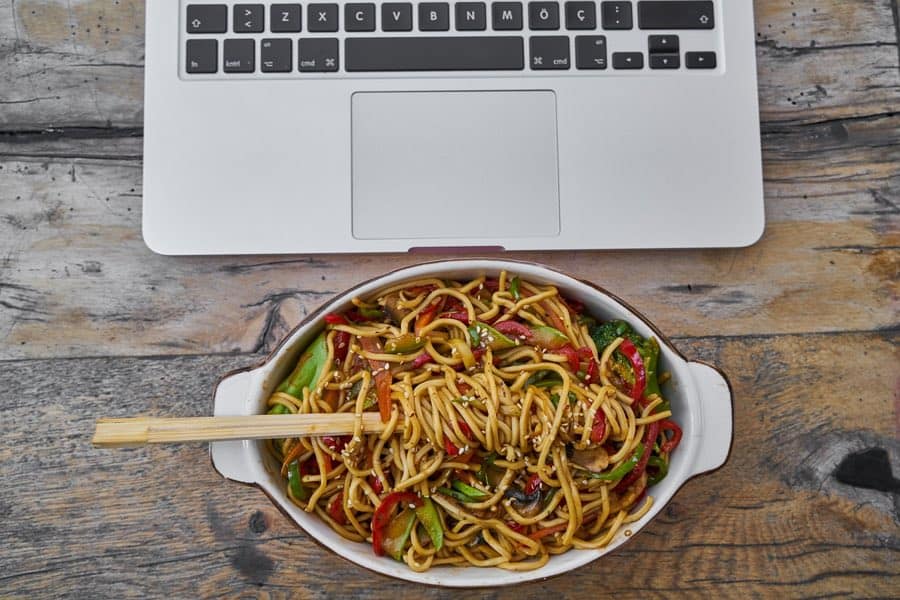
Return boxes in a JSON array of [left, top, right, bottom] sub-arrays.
[[351, 91, 560, 240]]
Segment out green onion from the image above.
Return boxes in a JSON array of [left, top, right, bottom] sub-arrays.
[[509, 276, 521, 301]]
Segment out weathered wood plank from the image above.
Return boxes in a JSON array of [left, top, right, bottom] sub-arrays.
[[0, 0, 897, 131], [0, 331, 896, 597], [1, 109, 898, 360]]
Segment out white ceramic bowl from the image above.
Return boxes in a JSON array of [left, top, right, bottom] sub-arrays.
[[211, 259, 733, 587]]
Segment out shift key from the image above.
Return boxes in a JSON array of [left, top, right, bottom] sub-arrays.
[[637, 1, 714, 29]]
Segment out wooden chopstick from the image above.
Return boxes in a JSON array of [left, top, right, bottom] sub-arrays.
[[92, 413, 389, 448]]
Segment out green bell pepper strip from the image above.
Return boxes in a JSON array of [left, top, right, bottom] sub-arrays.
[[277, 331, 328, 398], [530, 325, 570, 350], [267, 403, 289, 415], [582, 443, 645, 481], [381, 508, 418, 561], [371, 491, 422, 557], [288, 460, 308, 500], [438, 486, 481, 503], [451, 480, 490, 499], [383, 333, 425, 354], [647, 455, 669, 486], [471, 322, 517, 350], [467, 325, 481, 347], [358, 305, 384, 320], [414, 498, 444, 551]]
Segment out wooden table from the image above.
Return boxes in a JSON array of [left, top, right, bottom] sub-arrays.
[[1, 0, 898, 596]]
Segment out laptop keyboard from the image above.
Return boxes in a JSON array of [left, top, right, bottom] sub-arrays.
[[182, 0, 720, 76]]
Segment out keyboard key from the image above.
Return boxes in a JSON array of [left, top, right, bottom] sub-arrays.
[[382, 3, 413, 31], [186, 39, 218, 72], [345, 36, 524, 70], [270, 4, 302, 32], [648, 34, 678, 53], [186, 5, 227, 34], [649, 53, 678, 68], [685, 50, 716, 68], [612, 51, 642, 68], [492, 2, 523, 29], [346, 3, 376, 31], [234, 4, 264, 33], [529, 2, 559, 29], [575, 35, 606, 69], [261, 38, 293, 72], [638, 1, 713, 29], [299, 38, 339, 71], [224, 39, 255, 72], [308, 4, 339, 32], [529, 36, 569, 69], [419, 3, 450, 30], [456, 3, 487, 30], [565, 2, 595, 29], [601, 1, 631, 29]]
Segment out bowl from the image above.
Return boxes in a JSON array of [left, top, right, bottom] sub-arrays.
[[210, 259, 733, 587]]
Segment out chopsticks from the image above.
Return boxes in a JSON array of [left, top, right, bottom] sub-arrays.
[[92, 413, 389, 448]]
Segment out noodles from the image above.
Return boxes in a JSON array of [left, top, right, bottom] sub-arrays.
[[266, 272, 682, 570]]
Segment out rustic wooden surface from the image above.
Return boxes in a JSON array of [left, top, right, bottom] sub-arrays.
[[1, 0, 898, 597]]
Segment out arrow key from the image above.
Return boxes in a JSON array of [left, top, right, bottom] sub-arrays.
[[612, 51, 643, 69], [686, 51, 716, 69], [649, 52, 679, 69], [233, 4, 264, 33]]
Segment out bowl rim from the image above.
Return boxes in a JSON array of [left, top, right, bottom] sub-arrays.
[[209, 257, 734, 587]]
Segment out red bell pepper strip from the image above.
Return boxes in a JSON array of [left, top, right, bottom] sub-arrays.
[[441, 311, 471, 324], [524, 473, 543, 495], [411, 353, 434, 369], [590, 407, 607, 444], [444, 436, 461, 456], [333, 331, 350, 363], [323, 435, 349, 454], [457, 419, 473, 439], [414, 297, 444, 336], [324, 313, 348, 325], [618, 339, 646, 402], [585, 356, 599, 385], [493, 320, 533, 340], [659, 420, 683, 453], [371, 491, 422, 557], [369, 474, 384, 495], [556, 345, 580, 373], [328, 492, 346, 525], [614, 421, 659, 493], [507, 521, 526, 535], [359, 336, 393, 422]]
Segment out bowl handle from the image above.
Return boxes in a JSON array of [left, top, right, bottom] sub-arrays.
[[209, 369, 257, 484], [687, 361, 734, 477]]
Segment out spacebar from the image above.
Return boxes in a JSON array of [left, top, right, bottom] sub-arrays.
[[345, 37, 525, 72]]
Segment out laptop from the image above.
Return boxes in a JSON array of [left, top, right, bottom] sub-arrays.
[[142, 0, 764, 254]]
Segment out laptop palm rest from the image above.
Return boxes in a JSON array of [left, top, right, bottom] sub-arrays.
[[351, 91, 561, 241]]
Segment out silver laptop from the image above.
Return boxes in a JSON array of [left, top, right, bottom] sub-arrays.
[[143, 0, 763, 254]]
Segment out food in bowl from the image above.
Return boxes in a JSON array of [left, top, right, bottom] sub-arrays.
[[262, 271, 682, 571]]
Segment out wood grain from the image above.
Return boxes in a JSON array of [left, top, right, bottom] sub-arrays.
[[1, 0, 898, 130], [1, 0, 899, 597], [1, 332, 897, 598], [0, 153, 896, 359]]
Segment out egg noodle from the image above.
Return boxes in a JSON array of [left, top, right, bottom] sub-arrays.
[[266, 272, 681, 571]]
